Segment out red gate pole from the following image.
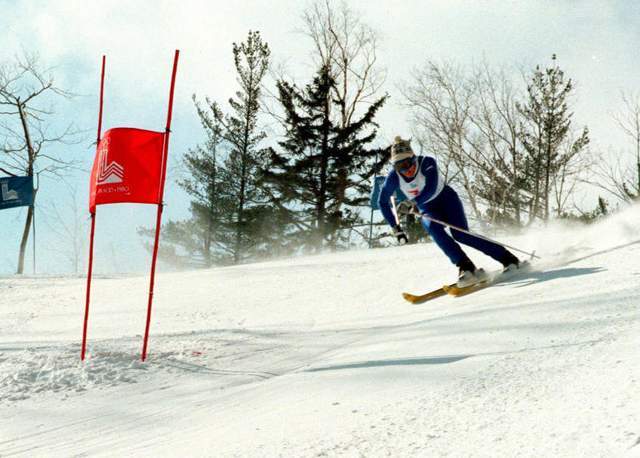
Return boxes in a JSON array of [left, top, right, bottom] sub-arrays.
[[81, 215, 96, 360], [141, 50, 180, 362], [82, 55, 106, 361]]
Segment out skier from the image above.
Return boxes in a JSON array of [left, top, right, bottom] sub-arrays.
[[378, 136, 521, 286]]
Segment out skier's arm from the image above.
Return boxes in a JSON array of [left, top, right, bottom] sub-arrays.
[[378, 173, 400, 227]]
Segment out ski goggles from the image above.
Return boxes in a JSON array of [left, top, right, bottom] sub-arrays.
[[393, 143, 412, 154], [394, 156, 416, 173]]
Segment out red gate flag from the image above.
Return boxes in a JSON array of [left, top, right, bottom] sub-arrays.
[[89, 127, 166, 212], [82, 50, 179, 362]]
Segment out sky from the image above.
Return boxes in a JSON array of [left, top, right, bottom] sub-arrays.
[[1, 0, 639, 275]]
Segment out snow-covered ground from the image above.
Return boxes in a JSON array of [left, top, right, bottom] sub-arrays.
[[1, 206, 639, 457]]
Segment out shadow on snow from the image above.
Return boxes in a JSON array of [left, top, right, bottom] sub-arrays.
[[305, 355, 470, 372], [304, 339, 604, 373]]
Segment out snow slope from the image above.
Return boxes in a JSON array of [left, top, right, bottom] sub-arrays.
[[1, 205, 639, 457]]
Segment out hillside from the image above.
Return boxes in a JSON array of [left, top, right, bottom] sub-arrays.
[[1, 205, 639, 457]]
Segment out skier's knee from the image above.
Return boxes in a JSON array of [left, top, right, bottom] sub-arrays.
[[427, 225, 446, 241], [451, 230, 471, 244]]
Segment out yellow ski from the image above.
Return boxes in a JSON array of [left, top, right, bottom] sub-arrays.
[[444, 262, 532, 297], [442, 278, 494, 297], [404, 262, 532, 303], [402, 283, 457, 304]]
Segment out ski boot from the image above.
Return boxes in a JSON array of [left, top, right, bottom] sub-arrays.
[[456, 258, 486, 288], [499, 251, 521, 273]]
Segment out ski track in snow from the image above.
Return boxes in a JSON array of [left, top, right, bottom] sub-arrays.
[[1, 204, 639, 457]]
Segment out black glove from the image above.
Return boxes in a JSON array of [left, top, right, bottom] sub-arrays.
[[392, 225, 408, 245]]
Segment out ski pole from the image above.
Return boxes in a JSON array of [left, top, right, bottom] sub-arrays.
[[390, 196, 401, 226], [412, 210, 540, 260]]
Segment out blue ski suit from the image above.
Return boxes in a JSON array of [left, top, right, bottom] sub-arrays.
[[378, 155, 510, 266]]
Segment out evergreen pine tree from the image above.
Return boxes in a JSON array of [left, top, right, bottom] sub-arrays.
[[138, 31, 271, 267], [262, 65, 386, 252], [517, 55, 589, 222], [138, 97, 235, 267], [179, 97, 236, 265], [211, 30, 271, 263]]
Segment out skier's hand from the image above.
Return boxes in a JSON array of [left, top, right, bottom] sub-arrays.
[[396, 200, 416, 216], [393, 225, 408, 245]]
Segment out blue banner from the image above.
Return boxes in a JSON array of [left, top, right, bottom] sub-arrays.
[[370, 176, 406, 210], [0, 176, 34, 210]]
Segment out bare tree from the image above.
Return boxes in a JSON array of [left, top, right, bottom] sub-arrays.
[[41, 182, 87, 274], [401, 60, 482, 219], [588, 145, 639, 203], [467, 63, 526, 225], [552, 134, 594, 217], [0, 53, 81, 274], [403, 58, 592, 227], [609, 90, 640, 199], [301, 0, 386, 128]]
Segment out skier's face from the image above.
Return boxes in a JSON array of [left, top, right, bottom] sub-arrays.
[[395, 156, 417, 177], [402, 162, 417, 177]]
